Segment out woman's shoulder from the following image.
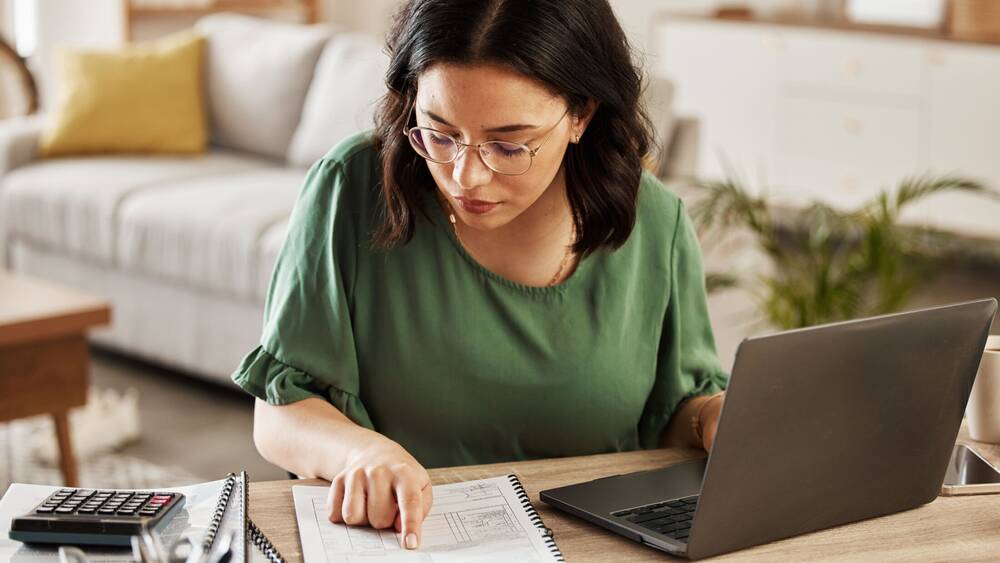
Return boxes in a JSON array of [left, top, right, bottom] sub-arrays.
[[300, 131, 381, 213], [321, 130, 379, 167], [290, 131, 382, 243], [636, 169, 686, 240]]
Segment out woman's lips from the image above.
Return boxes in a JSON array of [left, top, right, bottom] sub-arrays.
[[456, 197, 500, 215]]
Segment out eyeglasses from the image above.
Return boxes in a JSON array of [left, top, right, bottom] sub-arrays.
[[402, 106, 568, 176]]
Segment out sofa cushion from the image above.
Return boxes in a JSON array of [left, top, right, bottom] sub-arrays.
[[197, 14, 331, 160], [0, 152, 269, 265], [286, 32, 389, 167], [40, 31, 208, 157], [117, 168, 302, 300]]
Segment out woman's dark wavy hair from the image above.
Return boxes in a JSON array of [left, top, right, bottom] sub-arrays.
[[373, 0, 654, 256]]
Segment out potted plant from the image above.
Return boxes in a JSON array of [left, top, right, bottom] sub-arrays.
[[689, 175, 998, 329]]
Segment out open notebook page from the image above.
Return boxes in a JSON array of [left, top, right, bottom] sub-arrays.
[[293, 474, 563, 562]]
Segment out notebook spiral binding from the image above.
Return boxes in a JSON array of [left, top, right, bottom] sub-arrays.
[[202, 473, 237, 553], [250, 518, 286, 563], [204, 473, 286, 563], [507, 474, 565, 562]]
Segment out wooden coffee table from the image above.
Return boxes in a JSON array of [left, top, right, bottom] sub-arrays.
[[0, 272, 111, 486]]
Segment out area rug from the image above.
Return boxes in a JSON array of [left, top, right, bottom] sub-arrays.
[[0, 387, 203, 493]]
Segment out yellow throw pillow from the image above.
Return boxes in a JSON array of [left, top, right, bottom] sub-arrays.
[[40, 31, 207, 157]]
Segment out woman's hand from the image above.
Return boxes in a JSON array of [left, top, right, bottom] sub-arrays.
[[699, 393, 725, 452], [325, 437, 433, 549]]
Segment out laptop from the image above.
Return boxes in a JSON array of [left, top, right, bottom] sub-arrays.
[[540, 299, 998, 560]]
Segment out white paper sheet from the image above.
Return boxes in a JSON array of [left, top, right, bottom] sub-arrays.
[[293, 475, 562, 562], [0, 479, 227, 562]]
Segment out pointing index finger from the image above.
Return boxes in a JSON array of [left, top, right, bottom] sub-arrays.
[[395, 479, 430, 549]]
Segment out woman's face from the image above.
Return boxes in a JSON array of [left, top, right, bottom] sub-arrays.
[[414, 62, 580, 232]]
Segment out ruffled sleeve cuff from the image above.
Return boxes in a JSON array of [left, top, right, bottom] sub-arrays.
[[231, 345, 375, 430]]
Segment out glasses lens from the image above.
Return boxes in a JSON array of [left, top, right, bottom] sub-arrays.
[[409, 128, 457, 163], [481, 141, 532, 175]]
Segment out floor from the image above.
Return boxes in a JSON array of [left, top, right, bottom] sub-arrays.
[[81, 261, 1000, 486], [90, 349, 288, 482]]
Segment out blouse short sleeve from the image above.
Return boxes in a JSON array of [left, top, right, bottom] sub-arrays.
[[232, 139, 375, 430], [637, 200, 730, 448]]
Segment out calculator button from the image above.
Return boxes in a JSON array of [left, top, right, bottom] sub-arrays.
[[139, 509, 158, 516], [98, 508, 116, 514], [77, 507, 97, 514], [117, 509, 138, 515], [35, 507, 55, 514], [55, 507, 75, 514]]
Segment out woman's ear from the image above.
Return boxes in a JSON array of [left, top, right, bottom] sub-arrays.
[[573, 99, 600, 142]]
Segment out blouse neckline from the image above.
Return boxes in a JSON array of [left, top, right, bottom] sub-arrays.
[[426, 193, 597, 295]]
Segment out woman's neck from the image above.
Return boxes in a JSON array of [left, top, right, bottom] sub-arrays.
[[449, 166, 578, 286]]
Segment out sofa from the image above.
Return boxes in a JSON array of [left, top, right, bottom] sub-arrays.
[[0, 14, 699, 386]]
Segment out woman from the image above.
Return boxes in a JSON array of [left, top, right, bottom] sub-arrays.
[[233, 0, 728, 551]]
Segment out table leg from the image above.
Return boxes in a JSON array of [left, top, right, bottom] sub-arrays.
[[53, 411, 79, 487]]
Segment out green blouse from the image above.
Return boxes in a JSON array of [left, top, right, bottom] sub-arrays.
[[233, 131, 728, 469]]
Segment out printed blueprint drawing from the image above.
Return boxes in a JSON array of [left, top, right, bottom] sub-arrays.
[[293, 475, 561, 562]]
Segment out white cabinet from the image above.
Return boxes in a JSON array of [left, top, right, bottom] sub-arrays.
[[654, 17, 1000, 240], [925, 44, 1000, 183], [912, 43, 1000, 239], [775, 96, 921, 208], [659, 20, 779, 192], [780, 31, 926, 100]]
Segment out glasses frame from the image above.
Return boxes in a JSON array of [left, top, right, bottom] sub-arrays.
[[402, 105, 569, 176]]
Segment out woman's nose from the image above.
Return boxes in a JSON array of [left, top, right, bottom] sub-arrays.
[[451, 146, 493, 191]]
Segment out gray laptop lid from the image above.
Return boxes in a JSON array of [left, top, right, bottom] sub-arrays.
[[687, 299, 997, 560]]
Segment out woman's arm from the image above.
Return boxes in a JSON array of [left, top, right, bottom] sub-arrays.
[[254, 397, 371, 478], [659, 392, 725, 451], [253, 398, 432, 549]]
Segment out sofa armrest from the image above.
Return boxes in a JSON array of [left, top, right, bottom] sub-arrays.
[[0, 114, 45, 177], [659, 116, 700, 180]]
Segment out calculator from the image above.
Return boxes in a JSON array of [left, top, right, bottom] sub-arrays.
[[9, 488, 186, 547]]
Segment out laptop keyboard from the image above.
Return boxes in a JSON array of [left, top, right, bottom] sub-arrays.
[[611, 495, 698, 542]]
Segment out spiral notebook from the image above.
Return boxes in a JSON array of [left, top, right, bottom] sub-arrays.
[[204, 472, 286, 563], [292, 473, 564, 562]]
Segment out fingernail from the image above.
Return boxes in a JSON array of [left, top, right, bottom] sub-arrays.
[[405, 533, 418, 549]]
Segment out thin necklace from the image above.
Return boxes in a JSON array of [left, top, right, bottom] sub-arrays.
[[438, 193, 576, 287]]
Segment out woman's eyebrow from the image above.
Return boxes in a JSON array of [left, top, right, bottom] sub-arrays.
[[422, 108, 538, 133]]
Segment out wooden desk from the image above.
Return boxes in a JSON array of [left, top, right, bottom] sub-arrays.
[[0, 272, 111, 487], [251, 431, 1000, 561]]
